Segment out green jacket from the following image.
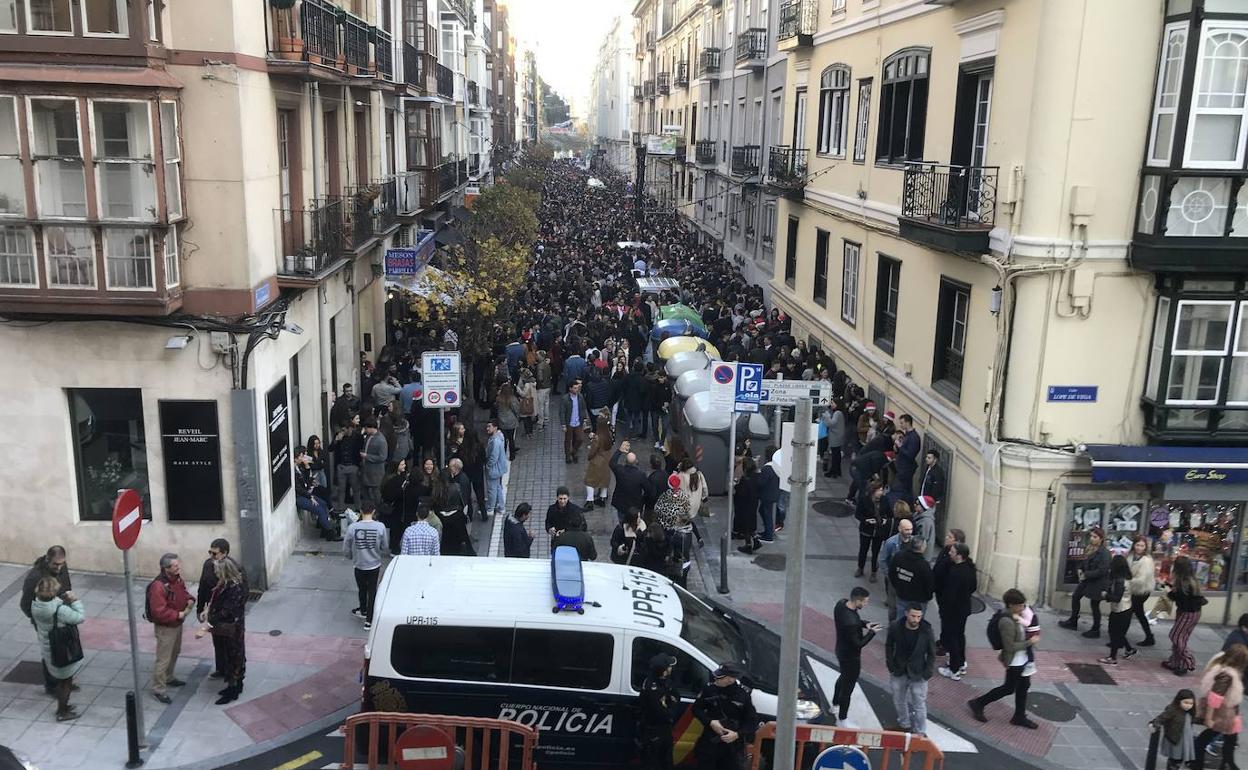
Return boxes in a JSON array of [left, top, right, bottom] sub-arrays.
[[32, 597, 86, 680], [996, 612, 1028, 666]]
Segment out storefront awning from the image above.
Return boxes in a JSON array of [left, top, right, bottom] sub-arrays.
[[386, 265, 463, 304], [1084, 444, 1248, 484], [434, 227, 465, 246]]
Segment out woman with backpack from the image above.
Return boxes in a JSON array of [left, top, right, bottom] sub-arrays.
[[1099, 555, 1138, 665], [31, 576, 85, 721], [1163, 555, 1207, 676], [968, 588, 1040, 729]]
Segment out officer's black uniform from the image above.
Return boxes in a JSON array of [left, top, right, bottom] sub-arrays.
[[692, 664, 759, 770], [638, 654, 679, 770]]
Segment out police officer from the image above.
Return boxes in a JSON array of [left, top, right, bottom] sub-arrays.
[[638, 653, 678, 769], [692, 662, 759, 770]]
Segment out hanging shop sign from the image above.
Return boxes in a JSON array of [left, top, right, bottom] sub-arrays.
[[267, 378, 292, 507], [385, 230, 436, 276], [158, 400, 224, 522]]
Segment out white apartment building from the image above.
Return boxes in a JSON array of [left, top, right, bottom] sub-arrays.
[[590, 15, 636, 174]]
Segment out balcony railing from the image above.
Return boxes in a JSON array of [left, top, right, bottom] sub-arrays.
[[657, 72, 670, 94], [278, 198, 346, 276], [342, 12, 371, 74], [446, 0, 470, 23], [486, 89, 494, 108], [735, 28, 767, 64], [778, 0, 818, 42], [674, 61, 689, 87], [643, 79, 656, 98], [698, 48, 721, 76], [468, 80, 480, 106], [374, 29, 394, 81], [633, 84, 643, 101], [731, 145, 761, 177], [436, 62, 454, 99], [633, 131, 644, 147], [402, 43, 430, 92], [646, 31, 656, 50], [438, 161, 458, 197], [469, 153, 481, 176], [1133, 169, 1248, 271], [274, 0, 338, 65], [695, 139, 716, 165], [899, 162, 999, 252], [767, 146, 809, 188]]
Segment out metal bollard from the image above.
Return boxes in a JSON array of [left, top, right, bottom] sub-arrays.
[[718, 533, 729, 594], [125, 691, 144, 768], [1143, 729, 1159, 770]]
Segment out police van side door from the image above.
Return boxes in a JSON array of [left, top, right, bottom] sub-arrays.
[[625, 632, 713, 767], [510, 624, 629, 766]]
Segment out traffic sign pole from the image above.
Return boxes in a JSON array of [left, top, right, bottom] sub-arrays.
[[718, 416, 735, 595], [122, 547, 146, 746], [112, 488, 146, 748]]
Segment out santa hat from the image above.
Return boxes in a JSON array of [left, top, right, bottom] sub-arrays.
[[668, 472, 681, 491], [864, 401, 876, 412], [916, 495, 937, 513], [883, 410, 896, 421], [884, 451, 896, 461]]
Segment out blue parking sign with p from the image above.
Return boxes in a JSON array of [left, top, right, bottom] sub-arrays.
[[735, 363, 764, 412]]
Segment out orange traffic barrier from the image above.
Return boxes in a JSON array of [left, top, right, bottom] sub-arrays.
[[748, 723, 945, 770], [341, 711, 540, 770]]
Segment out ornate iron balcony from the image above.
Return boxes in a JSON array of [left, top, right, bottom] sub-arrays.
[[899, 163, 998, 252], [767, 146, 808, 188], [778, 0, 818, 42], [735, 28, 766, 64], [731, 144, 761, 177], [698, 48, 721, 76]]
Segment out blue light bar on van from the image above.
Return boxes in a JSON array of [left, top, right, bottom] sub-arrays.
[[551, 545, 585, 615]]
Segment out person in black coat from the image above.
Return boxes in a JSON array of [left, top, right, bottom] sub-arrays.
[[855, 481, 892, 582], [692, 663, 759, 770], [638, 653, 679, 770], [1058, 527, 1112, 638], [553, 512, 597, 561], [610, 442, 653, 522], [847, 449, 894, 503], [733, 456, 761, 547], [545, 487, 585, 538], [934, 542, 977, 680], [503, 503, 534, 558], [757, 451, 781, 543], [833, 587, 882, 721], [889, 539, 935, 622]]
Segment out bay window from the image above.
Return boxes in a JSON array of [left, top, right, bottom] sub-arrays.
[[0, 96, 23, 218], [45, 225, 95, 287], [104, 227, 153, 289], [164, 226, 178, 288], [28, 0, 72, 34], [1184, 21, 1248, 169], [1148, 23, 1187, 166], [160, 102, 182, 220], [30, 97, 87, 219], [0, 226, 36, 286], [82, 0, 127, 36], [93, 100, 157, 222]]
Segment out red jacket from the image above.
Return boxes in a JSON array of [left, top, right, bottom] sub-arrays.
[[147, 574, 193, 626]]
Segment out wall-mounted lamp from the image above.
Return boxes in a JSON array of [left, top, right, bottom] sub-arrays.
[[165, 334, 193, 350]]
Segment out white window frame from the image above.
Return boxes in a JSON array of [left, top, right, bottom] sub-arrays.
[[0, 224, 37, 287], [1, 0, 18, 33], [89, 98, 157, 223], [1183, 20, 1248, 170], [761, 201, 776, 248], [1148, 22, 1188, 167], [80, 0, 129, 38], [28, 95, 87, 221], [1166, 299, 1235, 405], [103, 226, 155, 290], [163, 225, 179, 288], [26, 0, 75, 36], [0, 95, 24, 219], [950, 287, 969, 354], [853, 79, 871, 163], [160, 100, 182, 221], [817, 65, 850, 157], [841, 240, 859, 325], [43, 225, 96, 289], [1229, 301, 1248, 405]]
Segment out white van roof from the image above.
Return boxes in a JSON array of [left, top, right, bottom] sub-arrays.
[[375, 555, 686, 636]]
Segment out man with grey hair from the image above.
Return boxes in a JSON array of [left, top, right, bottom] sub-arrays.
[[446, 457, 476, 521], [609, 440, 652, 523], [146, 553, 194, 704]]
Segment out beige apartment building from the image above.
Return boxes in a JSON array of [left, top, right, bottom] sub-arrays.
[[0, 0, 505, 585], [762, 0, 1248, 622]]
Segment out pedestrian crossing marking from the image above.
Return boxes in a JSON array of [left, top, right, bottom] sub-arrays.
[[806, 657, 977, 753], [270, 749, 322, 770]]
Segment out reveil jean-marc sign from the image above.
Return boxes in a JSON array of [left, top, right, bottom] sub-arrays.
[[159, 400, 224, 522]]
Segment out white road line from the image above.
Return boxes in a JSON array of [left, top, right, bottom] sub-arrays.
[[805, 657, 977, 753]]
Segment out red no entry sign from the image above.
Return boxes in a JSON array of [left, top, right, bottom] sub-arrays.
[[394, 724, 456, 770], [111, 489, 143, 551]]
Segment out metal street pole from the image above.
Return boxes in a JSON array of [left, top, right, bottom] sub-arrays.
[[774, 397, 814, 770], [439, 412, 447, 470], [718, 416, 736, 594], [771, 374, 783, 448], [121, 549, 146, 745]]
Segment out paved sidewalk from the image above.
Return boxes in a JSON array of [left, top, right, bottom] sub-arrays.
[[693, 459, 1231, 770]]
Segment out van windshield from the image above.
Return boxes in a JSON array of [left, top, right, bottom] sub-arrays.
[[675, 585, 748, 668]]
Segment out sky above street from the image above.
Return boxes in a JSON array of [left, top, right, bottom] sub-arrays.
[[504, 0, 632, 119]]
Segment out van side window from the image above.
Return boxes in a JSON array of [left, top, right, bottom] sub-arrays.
[[512, 629, 614, 690], [391, 626, 514, 682], [631, 637, 710, 699]]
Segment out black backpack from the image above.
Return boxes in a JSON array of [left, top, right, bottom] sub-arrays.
[[142, 576, 173, 622], [986, 609, 1007, 651]]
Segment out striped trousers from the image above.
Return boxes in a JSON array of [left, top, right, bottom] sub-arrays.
[[1166, 610, 1200, 672]]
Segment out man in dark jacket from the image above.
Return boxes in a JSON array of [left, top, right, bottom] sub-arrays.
[[934, 543, 977, 681], [1058, 527, 1111, 638], [610, 442, 652, 523], [885, 604, 936, 736], [503, 504, 534, 558], [847, 450, 894, 503], [329, 421, 364, 510], [329, 383, 359, 431], [645, 454, 668, 513], [893, 415, 922, 498], [917, 449, 946, 504], [757, 451, 781, 543], [638, 653, 679, 770], [20, 546, 72, 693], [833, 587, 882, 722], [692, 663, 759, 770], [889, 539, 935, 621], [553, 513, 597, 561], [855, 482, 892, 581], [546, 486, 585, 538], [196, 538, 234, 679]]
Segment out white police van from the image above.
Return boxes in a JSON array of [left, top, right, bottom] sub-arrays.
[[361, 555, 831, 768]]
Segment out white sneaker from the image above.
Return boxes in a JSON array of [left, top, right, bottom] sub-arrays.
[[351, 608, 365, 620], [1022, 662, 1037, 677], [837, 717, 855, 729], [938, 666, 963, 681], [957, 663, 968, 675]]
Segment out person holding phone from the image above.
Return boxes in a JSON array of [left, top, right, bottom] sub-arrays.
[[833, 586, 882, 725]]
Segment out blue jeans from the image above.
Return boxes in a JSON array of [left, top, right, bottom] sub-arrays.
[[486, 475, 506, 515], [297, 493, 330, 530], [759, 501, 776, 540], [777, 490, 789, 528]]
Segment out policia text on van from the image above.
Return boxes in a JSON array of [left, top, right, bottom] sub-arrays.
[[358, 555, 832, 767]]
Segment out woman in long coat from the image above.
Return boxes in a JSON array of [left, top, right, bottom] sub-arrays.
[[31, 576, 86, 721], [584, 413, 614, 508], [207, 558, 248, 705], [1193, 643, 1246, 767]]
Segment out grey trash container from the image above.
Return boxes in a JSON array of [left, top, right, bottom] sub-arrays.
[[670, 370, 712, 438], [683, 391, 733, 496], [665, 350, 711, 379]]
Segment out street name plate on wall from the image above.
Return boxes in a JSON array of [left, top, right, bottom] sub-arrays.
[[267, 378, 292, 507], [1047, 385, 1098, 403], [159, 400, 224, 522]]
